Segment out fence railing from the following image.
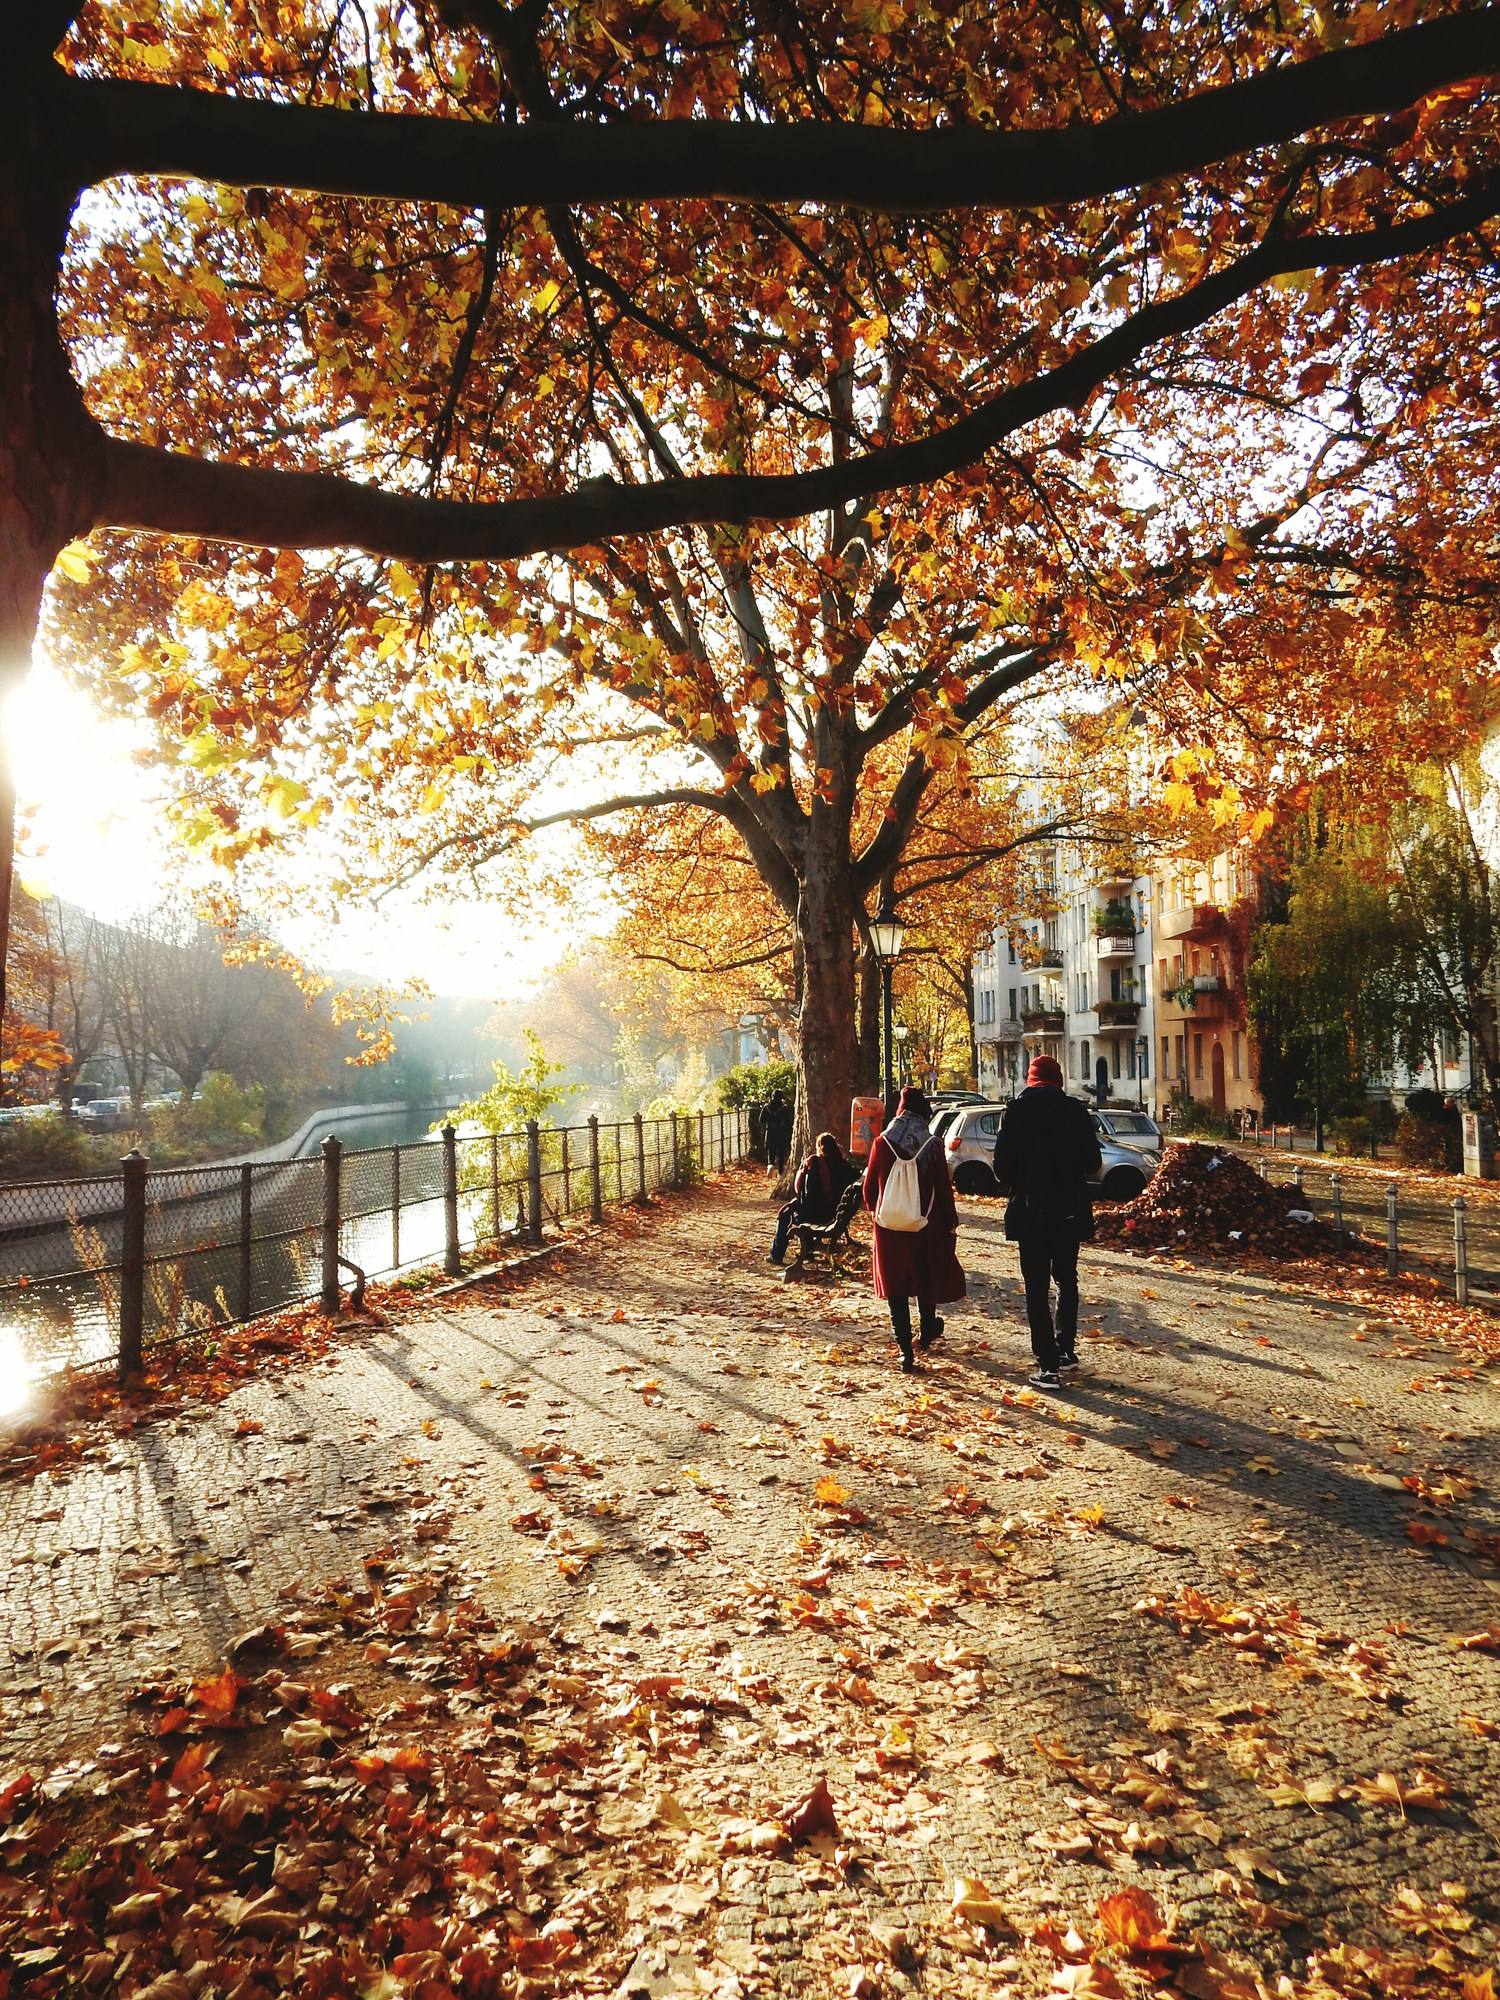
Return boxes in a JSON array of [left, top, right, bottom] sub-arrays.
[[0, 1108, 746, 1385]]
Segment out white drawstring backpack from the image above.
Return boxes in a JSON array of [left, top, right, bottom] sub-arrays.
[[875, 1138, 934, 1232]]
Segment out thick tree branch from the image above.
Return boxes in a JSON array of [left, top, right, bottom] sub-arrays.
[[520, 787, 726, 832], [98, 193, 1498, 561], [67, 9, 1500, 213]]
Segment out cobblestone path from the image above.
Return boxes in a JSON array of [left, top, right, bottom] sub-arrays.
[[3, 1170, 1499, 1996]]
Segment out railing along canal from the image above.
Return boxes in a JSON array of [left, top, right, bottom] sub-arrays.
[[0, 1109, 747, 1385]]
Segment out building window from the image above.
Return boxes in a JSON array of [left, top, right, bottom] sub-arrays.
[[1068, 1041, 1077, 1079], [1194, 1033, 1204, 1079], [1008, 939, 1017, 964], [1112, 1040, 1121, 1079], [1127, 1041, 1136, 1079], [1233, 1033, 1242, 1081], [1162, 1035, 1170, 1077], [1140, 1040, 1149, 1079], [1008, 988, 1017, 1021], [1159, 957, 1168, 998], [1174, 1035, 1184, 1078]]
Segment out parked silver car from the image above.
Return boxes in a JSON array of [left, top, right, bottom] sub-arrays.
[[939, 1101, 1160, 1202]]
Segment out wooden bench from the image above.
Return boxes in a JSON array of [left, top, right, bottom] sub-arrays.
[[786, 1180, 865, 1275]]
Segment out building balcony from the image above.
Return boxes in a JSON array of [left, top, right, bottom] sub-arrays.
[[1159, 902, 1225, 944], [1160, 976, 1234, 1018], [1095, 999, 1141, 1028], [980, 1020, 1026, 1046], [1095, 934, 1136, 960], [1022, 944, 1064, 969], [1020, 1009, 1065, 1035]]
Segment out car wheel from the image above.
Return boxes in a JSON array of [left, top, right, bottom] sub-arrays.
[[954, 1163, 998, 1197], [1100, 1167, 1146, 1202]]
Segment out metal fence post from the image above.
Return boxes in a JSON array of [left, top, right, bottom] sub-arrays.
[[1387, 1179, 1400, 1278], [699, 1110, 706, 1174], [588, 1114, 603, 1224], [671, 1111, 680, 1188], [118, 1148, 147, 1381], [718, 1107, 726, 1169], [527, 1119, 543, 1244], [442, 1123, 462, 1276], [1331, 1171, 1343, 1250], [1454, 1196, 1469, 1307], [634, 1111, 648, 1202], [321, 1134, 342, 1313], [239, 1162, 253, 1322], [391, 1147, 401, 1271]]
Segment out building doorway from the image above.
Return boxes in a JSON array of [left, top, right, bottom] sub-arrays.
[[1094, 1055, 1110, 1105], [1211, 1040, 1226, 1115]]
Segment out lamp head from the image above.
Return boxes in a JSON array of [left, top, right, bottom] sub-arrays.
[[870, 901, 906, 963]]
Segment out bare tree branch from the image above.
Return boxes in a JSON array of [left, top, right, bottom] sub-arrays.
[[98, 193, 1500, 562], [69, 10, 1500, 213]]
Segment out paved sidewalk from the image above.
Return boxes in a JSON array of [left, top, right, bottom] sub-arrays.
[[3, 1171, 1499, 1995]]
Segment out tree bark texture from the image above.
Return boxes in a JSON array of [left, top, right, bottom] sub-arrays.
[[793, 864, 860, 1185], [0, 81, 104, 1024]]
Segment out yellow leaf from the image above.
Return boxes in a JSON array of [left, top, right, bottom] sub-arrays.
[[815, 1476, 849, 1507], [53, 540, 95, 583]]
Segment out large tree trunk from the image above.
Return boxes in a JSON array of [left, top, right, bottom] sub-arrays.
[[857, 939, 881, 1094], [791, 865, 860, 1180], [0, 95, 104, 1022]]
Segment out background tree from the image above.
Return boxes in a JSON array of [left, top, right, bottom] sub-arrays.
[[4, 0, 1500, 1033], [0, 875, 68, 1096], [39, 899, 113, 1109]]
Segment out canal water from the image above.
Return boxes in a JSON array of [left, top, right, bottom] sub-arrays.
[[0, 1102, 477, 1411]]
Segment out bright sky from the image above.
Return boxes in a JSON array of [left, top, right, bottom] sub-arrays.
[[3, 652, 592, 1001]]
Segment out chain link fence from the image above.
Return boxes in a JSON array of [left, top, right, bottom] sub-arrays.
[[0, 1108, 746, 1387]]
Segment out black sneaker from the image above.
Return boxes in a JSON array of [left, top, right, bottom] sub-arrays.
[[1028, 1369, 1063, 1391], [918, 1317, 945, 1352], [766, 1251, 784, 1265], [1057, 1350, 1080, 1370], [900, 1353, 917, 1373]]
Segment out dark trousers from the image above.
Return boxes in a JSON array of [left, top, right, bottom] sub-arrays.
[[1018, 1233, 1080, 1369], [888, 1294, 939, 1354], [770, 1202, 797, 1261]]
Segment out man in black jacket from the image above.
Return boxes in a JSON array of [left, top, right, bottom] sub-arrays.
[[992, 1054, 1101, 1390]]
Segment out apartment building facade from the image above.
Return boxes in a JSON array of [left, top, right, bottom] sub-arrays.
[[973, 850, 1160, 1109], [971, 842, 1273, 1121]]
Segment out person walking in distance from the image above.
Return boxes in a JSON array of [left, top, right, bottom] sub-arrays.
[[992, 1054, 1100, 1390], [862, 1085, 966, 1372], [764, 1090, 793, 1176]]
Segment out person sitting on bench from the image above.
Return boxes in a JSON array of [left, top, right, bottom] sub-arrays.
[[768, 1132, 858, 1265]]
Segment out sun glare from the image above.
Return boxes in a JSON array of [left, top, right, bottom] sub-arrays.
[[2, 655, 166, 917]]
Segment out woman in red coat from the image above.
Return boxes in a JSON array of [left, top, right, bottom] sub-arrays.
[[862, 1086, 967, 1371]]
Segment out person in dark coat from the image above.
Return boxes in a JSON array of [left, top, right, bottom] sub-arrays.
[[862, 1085, 966, 1371], [764, 1090, 793, 1174], [992, 1054, 1101, 1389], [767, 1132, 858, 1264]]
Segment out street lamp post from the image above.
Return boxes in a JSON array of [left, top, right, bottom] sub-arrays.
[[894, 1022, 909, 1086], [869, 899, 907, 1107], [1311, 1019, 1324, 1154], [1137, 1036, 1148, 1108]]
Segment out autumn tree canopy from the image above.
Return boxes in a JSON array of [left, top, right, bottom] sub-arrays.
[[9, 1, 1500, 1137]]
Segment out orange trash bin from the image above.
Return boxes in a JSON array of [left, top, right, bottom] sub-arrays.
[[850, 1096, 885, 1159]]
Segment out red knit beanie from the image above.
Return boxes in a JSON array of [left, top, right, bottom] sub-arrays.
[[1027, 1054, 1064, 1088]]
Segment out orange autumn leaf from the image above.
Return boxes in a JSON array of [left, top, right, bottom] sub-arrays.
[[815, 1475, 850, 1507], [170, 1743, 215, 1792], [1097, 1888, 1168, 1957], [191, 1667, 242, 1722]]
